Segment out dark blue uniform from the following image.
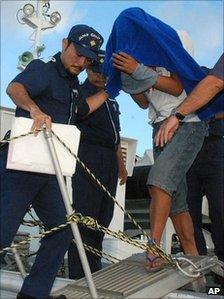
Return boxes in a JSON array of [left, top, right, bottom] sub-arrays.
[[187, 65, 224, 262], [187, 119, 224, 261], [14, 52, 89, 123], [0, 53, 85, 297], [68, 79, 120, 279]]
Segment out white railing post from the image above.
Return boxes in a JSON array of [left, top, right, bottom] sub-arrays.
[[44, 128, 98, 299]]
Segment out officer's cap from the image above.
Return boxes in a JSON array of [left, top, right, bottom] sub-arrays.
[[68, 25, 103, 62]]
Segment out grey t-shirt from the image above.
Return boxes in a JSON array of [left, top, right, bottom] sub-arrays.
[[209, 53, 224, 80]]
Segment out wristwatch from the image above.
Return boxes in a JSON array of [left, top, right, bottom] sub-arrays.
[[171, 108, 185, 121]]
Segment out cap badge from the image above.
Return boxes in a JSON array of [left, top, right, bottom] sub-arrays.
[[90, 40, 96, 47]]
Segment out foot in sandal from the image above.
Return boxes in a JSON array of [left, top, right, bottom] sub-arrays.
[[145, 252, 165, 272]]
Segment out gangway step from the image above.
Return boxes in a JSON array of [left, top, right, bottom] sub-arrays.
[[53, 254, 220, 298]]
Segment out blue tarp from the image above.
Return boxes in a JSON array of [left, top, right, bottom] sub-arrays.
[[103, 7, 223, 120]]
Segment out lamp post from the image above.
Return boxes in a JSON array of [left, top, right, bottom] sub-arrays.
[[17, 0, 61, 69]]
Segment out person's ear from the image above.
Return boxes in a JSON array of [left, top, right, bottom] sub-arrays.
[[62, 38, 69, 51]]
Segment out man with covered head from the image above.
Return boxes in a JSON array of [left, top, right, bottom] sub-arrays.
[[102, 7, 223, 271], [1, 24, 115, 299], [68, 50, 127, 279]]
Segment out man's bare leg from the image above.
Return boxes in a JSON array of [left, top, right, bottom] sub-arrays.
[[146, 186, 198, 271], [146, 186, 172, 270], [149, 186, 172, 245], [171, 211, 198, 255]]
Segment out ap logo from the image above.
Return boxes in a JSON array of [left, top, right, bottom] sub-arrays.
[[207, 287, 221, 295]]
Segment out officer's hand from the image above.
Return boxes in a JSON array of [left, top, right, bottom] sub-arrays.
[[112, 52, 138, 75], [30, 107, 52, 135], [155, 116, 179, 147]]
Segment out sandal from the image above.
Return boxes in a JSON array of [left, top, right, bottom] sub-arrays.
[[145, 252, 169, 273]]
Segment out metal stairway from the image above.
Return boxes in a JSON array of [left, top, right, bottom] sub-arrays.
[[53, 253, 223, 298]]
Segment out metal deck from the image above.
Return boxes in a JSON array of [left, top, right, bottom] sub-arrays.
[[53, 254, 222, 298]]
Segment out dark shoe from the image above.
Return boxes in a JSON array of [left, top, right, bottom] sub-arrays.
[[17, 292, 67, 299]]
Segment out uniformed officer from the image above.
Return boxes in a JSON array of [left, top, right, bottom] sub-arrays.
[[0, 25, 113, 299], [68, 51, 128, 279]]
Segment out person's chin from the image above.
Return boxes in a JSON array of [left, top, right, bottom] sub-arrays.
[[70, 70, 80, 76], [69, 67, 82, 75]]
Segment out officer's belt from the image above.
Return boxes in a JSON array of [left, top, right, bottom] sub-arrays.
[[80, 136, 118, 151]]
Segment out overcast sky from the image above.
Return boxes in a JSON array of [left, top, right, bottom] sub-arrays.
[[1, 0, 223, 155]]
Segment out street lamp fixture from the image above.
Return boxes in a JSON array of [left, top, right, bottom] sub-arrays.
[[18, 51, 34, 70], [17, 0, 62, 70], [50, 11, 61, 25], [22, 4, 35, 17]]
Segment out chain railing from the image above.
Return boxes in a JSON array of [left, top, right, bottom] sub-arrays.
[[2, 129, 217, 276], [51, 130, 175, 265]]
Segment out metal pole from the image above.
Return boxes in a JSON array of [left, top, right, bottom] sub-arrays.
[[66, 176, 73, 205], [44, 129, 98, 299], [11, 243, 26, 279]]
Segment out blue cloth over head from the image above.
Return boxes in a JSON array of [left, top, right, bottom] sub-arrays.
[[103, 7, 223, 120]]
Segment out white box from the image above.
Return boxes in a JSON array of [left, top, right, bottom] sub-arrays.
[[7, 117, 80, 176]]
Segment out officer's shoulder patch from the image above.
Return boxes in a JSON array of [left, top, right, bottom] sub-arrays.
[[43, 56, 56, 63]]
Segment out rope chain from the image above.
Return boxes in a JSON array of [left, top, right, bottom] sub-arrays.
[[68, 213, 175, 266], [0, 129, 42, 145], [0, 215, 120, 264], [82, 243, 121, 264]]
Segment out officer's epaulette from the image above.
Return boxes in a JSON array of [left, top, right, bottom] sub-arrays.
[[41, 56, 56, 64]]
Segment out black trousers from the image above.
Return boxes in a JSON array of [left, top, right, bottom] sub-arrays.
[[68, 142, 118, 279], [0, 145, 73, 297], [187, 135, 224, 261]]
